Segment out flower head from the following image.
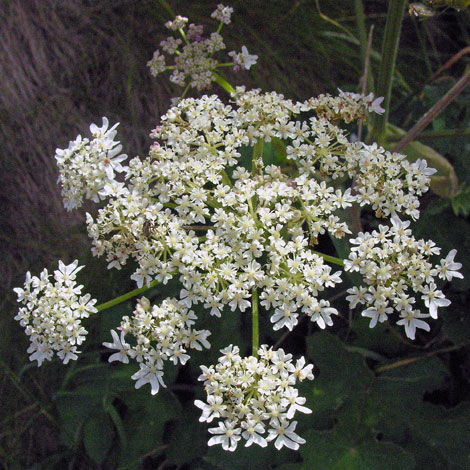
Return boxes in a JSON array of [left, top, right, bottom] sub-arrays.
[[196, 345, 313, 451], [14, 260, 97, 366]]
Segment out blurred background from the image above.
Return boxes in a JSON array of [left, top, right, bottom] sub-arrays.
[[1, 1, 470, 469]]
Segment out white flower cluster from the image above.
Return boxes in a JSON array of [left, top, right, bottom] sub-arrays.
[[13, 261, 97, 366], [103, 297, 211, 395], [84, 89, 438, 337], [195, 345, 314, 451], [302, 89, 385, 123], [147, 5, 257, 91], [342, 147, 437, 219], [345, 216, 463, 339], [87, 92, 357, 333], [285, 124, 436, 219], [54, 117, 127, 210]]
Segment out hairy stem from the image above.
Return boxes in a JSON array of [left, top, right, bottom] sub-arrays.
[[394, 67, 470, 152], [386, 127, 470, 142]]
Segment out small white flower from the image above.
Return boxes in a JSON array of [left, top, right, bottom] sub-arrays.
[[437, 249, 463, 281], [240, 46, 258, 70], [396, 309, 430, 340], [103, 329, 130, 364], [414, 158, 437, 176], [266, 419, 305, 451], [421, 283, 451, 319], [208, 421, 242, 452], [131, 361, 166, 395]]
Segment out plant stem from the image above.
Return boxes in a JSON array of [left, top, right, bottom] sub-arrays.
[[252, 287, 259, 357], [370, 0, 407, 142], [311, 250, 344, 266], [157, 0, 175, 18], [354, 0, 368, 67], [386, 127, 470, 142], [375, 342, 470, 373], [394, 67, 470, 152], [212, 71, 236, 95], [96, 280, 160, 312], [315, 0, 355, 39], [252, 139, 264, 174]]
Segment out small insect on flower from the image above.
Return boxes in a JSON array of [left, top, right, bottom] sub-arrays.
[[143, 221, 152, 239]]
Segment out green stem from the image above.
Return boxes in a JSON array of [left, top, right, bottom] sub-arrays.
[[96, 280, 160, 312], [370, 0, 407, 142], [157, 0, 175, 18], [252, 287, 259, 357], [212, 71, 236, 95], [180, 82, 191, 99], [354, 0, 368, 67], [221, 169, 233, 187], [311, 250, 345, 266], [252, 139, 264, 174]]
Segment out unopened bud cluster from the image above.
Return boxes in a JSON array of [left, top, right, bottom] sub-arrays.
[[195, 345, 313, 451], [147, 4, 257, 92]]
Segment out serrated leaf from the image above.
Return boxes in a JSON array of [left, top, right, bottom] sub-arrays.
[[366, 358, 448, 441], [385, 123, 458, 198], [305, 333, 374, 417], [410, 402, 470, 470], [451, 183, 470, 217], [55, 386, 102, 446], [166, 409, 207, 465], [83, 411, 114, 464], [118, 389, 182, 469], [204, 440, 294, 470], [299, 429, 415, 470]]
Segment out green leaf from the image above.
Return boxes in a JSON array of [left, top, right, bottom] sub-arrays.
[[83, 411, 114, 464], [119, 389, 182, 469], [299, 429, 415, 470], [411, 402, 470, 470], [451, 183, 470, 217], [305, 333, 374, 417], [403, 436, 448, 470], [54, 385, 102, 446], [366, 358, 448, 442], [204, 440, 294, 470], [166, 409, 207, 465], [441, 301, 470, 344], [261, 138, 287, 166]]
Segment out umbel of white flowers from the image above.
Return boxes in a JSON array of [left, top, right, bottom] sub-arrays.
[[14, 85, 462, 453]]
